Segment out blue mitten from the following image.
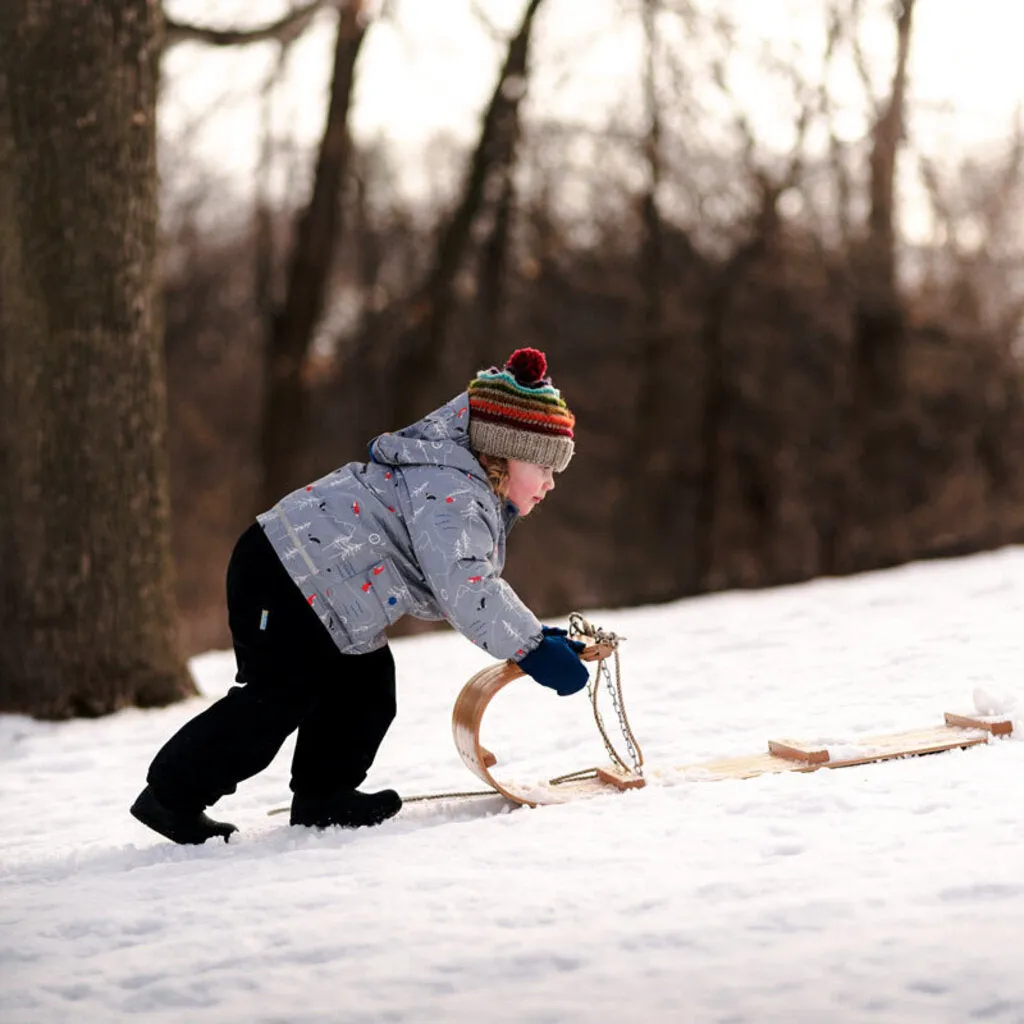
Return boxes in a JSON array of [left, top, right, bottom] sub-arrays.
[[541, 625, 585, 652], [518, 635, 588, 696]]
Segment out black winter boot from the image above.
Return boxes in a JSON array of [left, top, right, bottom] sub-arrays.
[[290, 788, 402, 829], [130, 785, 238, 845]]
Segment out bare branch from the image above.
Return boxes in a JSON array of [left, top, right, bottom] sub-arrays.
[[819, 2, 852, 243], [993, 105, 1024, 222], [735, 112, 757, 166], [469, 0, 508, 44], [848, 0, 880, 117], [782, 102, 812, 191], [824, 0, 843, 62], [867, 0, 915, 257], [164, 0, 330, 51], [918, 154, 956, 253], [254, 41, 293, 322], [640, 0, 664, 327]]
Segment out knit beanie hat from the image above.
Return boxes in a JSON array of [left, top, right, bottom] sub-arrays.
[[467, 348, 575, 472]]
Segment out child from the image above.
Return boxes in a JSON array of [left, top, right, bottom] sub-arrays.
[[131, 348, 589, 844]]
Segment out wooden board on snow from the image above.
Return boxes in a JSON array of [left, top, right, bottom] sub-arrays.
[[675, 720, 1011, 782]]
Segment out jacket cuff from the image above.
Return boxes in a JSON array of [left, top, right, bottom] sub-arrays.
[[512, 630, 545, 662]]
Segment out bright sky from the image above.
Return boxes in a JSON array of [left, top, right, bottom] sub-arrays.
[[160, 0, 1024, 239], [2, 545, 1023, 1021]]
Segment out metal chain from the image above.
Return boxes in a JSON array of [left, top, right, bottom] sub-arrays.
[[568, 613, 644, 778]]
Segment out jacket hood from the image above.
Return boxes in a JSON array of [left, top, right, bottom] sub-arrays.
[[369, 392, 485, 479]]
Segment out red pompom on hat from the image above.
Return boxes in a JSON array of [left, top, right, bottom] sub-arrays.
[[505, 347, 548, 386], [466, 347, 575, 472]]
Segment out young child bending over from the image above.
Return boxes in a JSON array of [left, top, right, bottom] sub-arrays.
[[131, 348, 588, 844]]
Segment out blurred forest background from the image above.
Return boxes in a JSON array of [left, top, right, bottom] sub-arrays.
[[162, 0, 1024, 652], [3, 0, 1024, 715]]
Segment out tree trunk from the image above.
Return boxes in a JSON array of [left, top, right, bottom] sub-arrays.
[[865, 0, 915, 303], [0, 0, 192, 718], [475, 168, 516, 358], [694, 184, 779, 592], [854, 0, 914, 365], [260, 1, 367, 508], [391, 0, 545, 426], [616, 0, 676, 594], [844, 0, 916, 569]]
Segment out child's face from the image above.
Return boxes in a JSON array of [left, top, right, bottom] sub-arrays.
[[506, 460, 555, 515]]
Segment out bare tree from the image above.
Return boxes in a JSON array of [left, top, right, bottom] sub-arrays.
[[853, 0, 915, 331], [688, 22, 812, 590], [475, 154, 517, 355], [390, 0, 546, 425], [610, 0, 684, 597], [844, 0, 917, 567], [152, 1, 354, 506], [0, 0, 193, 717], [626, 0, 670, 494], [259, 0, 368, 506], [919, 114, 1024, 339]]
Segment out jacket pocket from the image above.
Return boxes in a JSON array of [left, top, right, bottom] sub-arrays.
[[323, 557, 410, 643]]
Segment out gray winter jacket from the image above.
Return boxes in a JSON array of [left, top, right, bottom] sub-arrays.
[[257, 392, 544, 661]]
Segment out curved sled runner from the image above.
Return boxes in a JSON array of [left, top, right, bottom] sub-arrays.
[[451, 640, 646, 806]]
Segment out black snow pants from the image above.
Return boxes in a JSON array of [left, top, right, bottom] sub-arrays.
[[147, 522, 397, 812]]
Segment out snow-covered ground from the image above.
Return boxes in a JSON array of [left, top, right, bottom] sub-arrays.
[[2, 548, 1023, 1023]]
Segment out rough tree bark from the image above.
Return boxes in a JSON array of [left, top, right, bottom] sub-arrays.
[[0, 0, 193, 717]]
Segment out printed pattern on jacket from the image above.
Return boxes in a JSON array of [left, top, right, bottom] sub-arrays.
[[257, 392, 544, 661]]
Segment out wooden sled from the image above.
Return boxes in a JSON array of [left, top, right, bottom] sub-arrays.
[[451, 648, 1014, 801], [451, 640, 646, 807], [451, 617, 1014, 806], [672, 712, 1014, 782]]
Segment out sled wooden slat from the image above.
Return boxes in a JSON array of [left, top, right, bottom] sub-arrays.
[[942, 712, 1014, 736], [595, 765, 647, 790], [675, 721, 1007, 782], [451, 640, 639, 806], [766, 739, 830, 764], [501, 774, 634, 804]]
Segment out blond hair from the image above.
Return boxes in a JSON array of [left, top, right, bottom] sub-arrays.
[[476, 453, 510, 501]]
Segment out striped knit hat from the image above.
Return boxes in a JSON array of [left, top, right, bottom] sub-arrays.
[[467, 348, 575, 472]]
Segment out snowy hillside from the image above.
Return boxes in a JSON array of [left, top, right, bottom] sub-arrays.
[[2, 548, 1023, 1023]]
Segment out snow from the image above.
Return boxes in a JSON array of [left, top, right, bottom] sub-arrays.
[[2, 547, 1024, 1023]]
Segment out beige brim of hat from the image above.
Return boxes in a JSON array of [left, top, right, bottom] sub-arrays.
[[469, 419, 574, 472]]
